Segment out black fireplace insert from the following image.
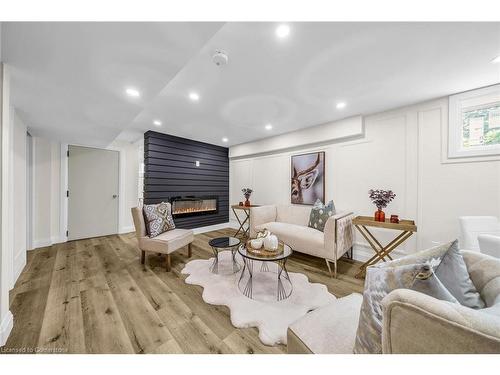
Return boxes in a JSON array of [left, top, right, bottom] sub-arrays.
[[170, 196, 219, 217]]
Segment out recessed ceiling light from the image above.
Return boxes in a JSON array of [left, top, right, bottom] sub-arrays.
[[265, 123, 273, 130], [492, 55, 500, 64], [276, 24, 290, 39], [336, 102, 346, 109], [222, 137, 228, 143], [125, 88, 140, 97], [189, 92, 200, 101], [153, 120, 162, 126]]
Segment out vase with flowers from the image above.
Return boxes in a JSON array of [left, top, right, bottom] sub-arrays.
[[242, 188, 253, 207], [368, 189, 396, 222]]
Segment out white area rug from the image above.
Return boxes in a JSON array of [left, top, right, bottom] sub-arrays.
[[181, 251, 337, 346]]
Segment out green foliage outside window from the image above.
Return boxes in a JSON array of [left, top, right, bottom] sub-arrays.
[[462, 104, 500, 147]]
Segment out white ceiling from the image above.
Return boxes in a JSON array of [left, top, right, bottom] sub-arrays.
[[1, 22, 223, 146], [3, 22, 500, 147]]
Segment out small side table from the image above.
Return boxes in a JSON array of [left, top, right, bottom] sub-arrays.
[[353, 216, 417, 278], [231, 204, 259, 238], [208, 237, 241, 275]]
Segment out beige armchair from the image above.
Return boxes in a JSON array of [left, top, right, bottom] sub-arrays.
[[287, 250, 500, 354], [131, 206, 194, 271], [381, 250, 500, 353]]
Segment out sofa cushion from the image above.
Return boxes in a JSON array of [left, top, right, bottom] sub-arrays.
[[308, 199, 336, 232], [138, 228, 193, 254], [410, 265, 459, 303], [462, 251, 500, 311], [288, 293, 363, 354], [276, 205, 311, 226], [255, 221, 325, 258], [435, 240, 485, 309]]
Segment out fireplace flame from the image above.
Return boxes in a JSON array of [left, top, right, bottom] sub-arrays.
[[173, 206, 216, 214], [172, 198, 217, 215]]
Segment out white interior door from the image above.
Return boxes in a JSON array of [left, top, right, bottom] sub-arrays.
[[68, 145, 119, 240]]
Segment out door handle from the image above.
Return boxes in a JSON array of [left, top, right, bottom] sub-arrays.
[[113, 194, 118, 199]]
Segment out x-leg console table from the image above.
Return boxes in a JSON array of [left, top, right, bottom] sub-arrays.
[[231, 205, 260, 238], [353, 216, 417, 278]]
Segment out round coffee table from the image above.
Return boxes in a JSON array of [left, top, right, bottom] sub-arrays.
[[238, 243, 293, 301], [208, 237, 241, 275]]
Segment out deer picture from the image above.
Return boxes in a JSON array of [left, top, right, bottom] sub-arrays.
[[291, 153, 323, 204]]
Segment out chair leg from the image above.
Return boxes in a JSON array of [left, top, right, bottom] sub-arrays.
[[325, 259, 333, 277], [334, 260, 338, 278], [166, 254, 171, 272], [188, 243, 192, 258], [141, 250, 145, 265]]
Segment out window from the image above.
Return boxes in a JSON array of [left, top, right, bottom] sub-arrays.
[[448, 84, 500, 159]]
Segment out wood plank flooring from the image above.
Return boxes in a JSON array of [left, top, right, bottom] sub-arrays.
[[1, 228, 363, 354]]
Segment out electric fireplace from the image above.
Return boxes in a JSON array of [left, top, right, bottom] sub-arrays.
[[170, 196, 218, 217]]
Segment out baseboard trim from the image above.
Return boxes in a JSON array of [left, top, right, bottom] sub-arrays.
[[13, 250, 27, 285], [31, 236, 66, 250], [32, 238, 52, 249], [193, 222, 236, 235], [119, 225, 135, 234], [227, 220, 240, 230], [352, 242, 405, 262], [0, 311, 13, 347]]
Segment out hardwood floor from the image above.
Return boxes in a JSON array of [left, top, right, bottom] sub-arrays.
[[2, 228, 364, 354]]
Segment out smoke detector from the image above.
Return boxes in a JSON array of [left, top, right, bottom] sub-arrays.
[[212, 50, 228, 66]]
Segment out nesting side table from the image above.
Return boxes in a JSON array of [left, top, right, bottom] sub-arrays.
[[353, 216, 417, 278]]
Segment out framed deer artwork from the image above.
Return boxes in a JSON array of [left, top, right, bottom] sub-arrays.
[[290, 151, 325, 205]]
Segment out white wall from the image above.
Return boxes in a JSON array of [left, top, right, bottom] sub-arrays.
[[12, 111, 27, 282], [0, 61, 14, 346], [32, 136, 60, 248], [30, 137, 141, 247], [107, 139, 141, 233], [229, 96, 500, 261]]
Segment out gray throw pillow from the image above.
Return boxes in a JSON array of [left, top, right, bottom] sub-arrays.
[[410, 265, 459, 303], [353, 262, 427, 354], [308, 199, 336, 232], [143, 202, 176, 238], [435, 240, 485, 309]]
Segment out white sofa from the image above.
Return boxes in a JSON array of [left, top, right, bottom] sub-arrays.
[[250, 204, 354, 277]]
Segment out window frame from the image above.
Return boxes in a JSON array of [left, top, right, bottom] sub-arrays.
[[448, 84, 500, 159]]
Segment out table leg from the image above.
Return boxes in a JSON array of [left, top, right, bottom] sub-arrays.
[[355, 230, 414, 278], [243, 210, 250, 237], [232, 208, 250, 238], [210, 247, 219, 274], [260, 261, 269, 272], [374, 231, 414, 264], [361, 230, 412, 269], [231, 247, 240, 273], [277, 258, 291, 301], [356, 225, 388, 264], [239, 258, 253, 299]]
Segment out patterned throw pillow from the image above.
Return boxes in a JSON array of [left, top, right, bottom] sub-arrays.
[[308, 199, 336, 232], [353, 262, 427, 354], [143, 202, 175, 238]]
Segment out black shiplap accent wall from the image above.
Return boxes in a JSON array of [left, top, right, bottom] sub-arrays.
[[143, 131, 229, 229]]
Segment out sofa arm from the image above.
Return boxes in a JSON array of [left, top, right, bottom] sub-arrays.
[[324, 211, 354, 261], [249, 205, 277, 238], [381, 289, 500, 353]]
